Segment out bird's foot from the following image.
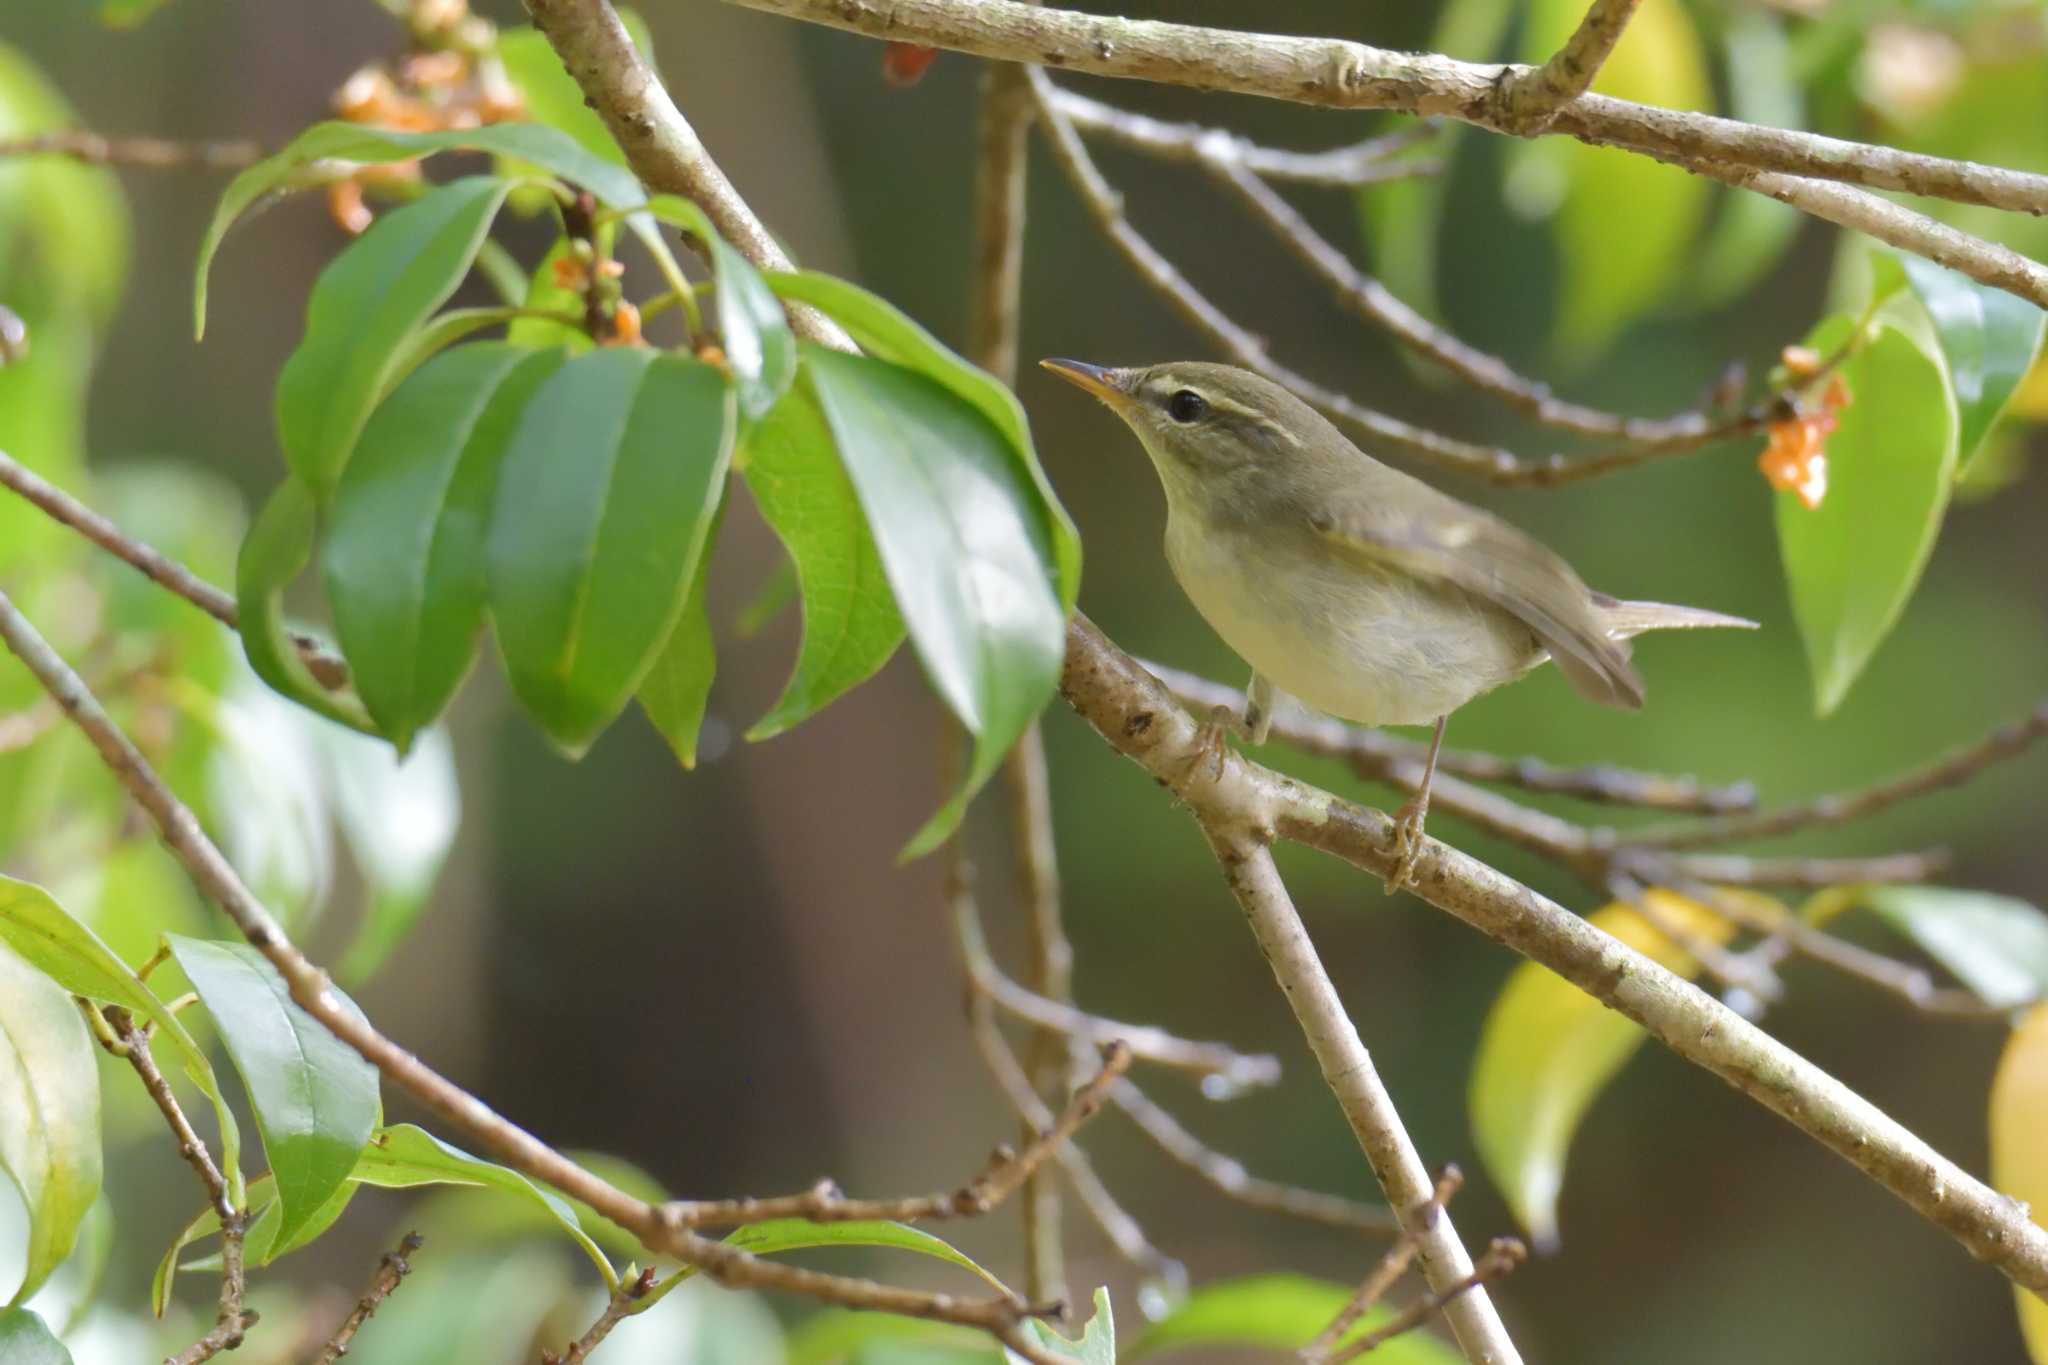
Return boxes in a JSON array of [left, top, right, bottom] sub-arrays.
[[1176, 705, 1239, 790], [1384, 794, 1431, 895]]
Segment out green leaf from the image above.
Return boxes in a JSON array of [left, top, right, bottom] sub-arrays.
[[236, 477, 377, 735], [1684, 11, 1804, 308], [722, 1219, 1008, 1294], [799, 351, 1064, 858], [1123, 1275, 1459, 1364], [495, 14, 655, 168], [1010, 1286, 1113, 1365], [1515, 0, 1713, 357], [387, 306, 538, 392], [325, 343, 569, 749], [638, 523, 720, 770], [740, 383, 905, 741], [355, 1124, 615, 1286], [316, 725, 460, 984], [1855, 886, 2048, 1012], [195, 120, 646, 333], [786, 1311, 996, 1365], [0, 43, 130, 325], [1898, 254, 2048, 470], [764, 272, 1080, 611], [1471, 890, 1740, 1249], [0, 1308, 71, 1365], [0, 877, 243, 1202], [506, 239, 594, 353], [0, 944, 101, 1306], [644, 196, 798, 421], [488, 349, 736, 755], [1775, 313, 1959, 715], [164, 937, 378, 1253], [274, 176, 516, 497]]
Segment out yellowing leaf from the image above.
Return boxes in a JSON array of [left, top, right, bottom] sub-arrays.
[[1470, 889, 1747, 1248], [2011, 351, 2048, 423], [1991, 1003, 2048, 1363], [1517, 0, 1713, 359]]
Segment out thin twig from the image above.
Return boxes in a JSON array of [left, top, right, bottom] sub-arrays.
[[953, 883, 1280, 1086], [97, 1009, 253, 1365], [309, 1232, 423, 1365], [1148, 662, 1757, 814], [666, 1041, 1132, 1229], [1494, 0, 1646, 134], [1608, 871, 1783, 1004], [1300, 1167, 1462, 1363], [1109, 1079, 1396, 1232], [1049, 86, 1437, 189], [1327, 1238, 1528, 1364], [1199, 151, 1767, 462], [1201, 828, 1518, 1364], [0, 449, 350, 690], [1629, 698, 2048, 850], [548, 1265, 656, 1365], [0, 130, 264, 170]]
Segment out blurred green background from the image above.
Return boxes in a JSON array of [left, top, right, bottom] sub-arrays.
[[4, 0, 2048, 1360]]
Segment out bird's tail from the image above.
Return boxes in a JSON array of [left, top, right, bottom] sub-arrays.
[[1594, 593, 1759, 640]]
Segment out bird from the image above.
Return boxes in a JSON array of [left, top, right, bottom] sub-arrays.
[[1041, 358, 1756, 891]]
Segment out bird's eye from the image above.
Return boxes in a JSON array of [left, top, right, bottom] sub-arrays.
[[1167, 389, 1208, 424]]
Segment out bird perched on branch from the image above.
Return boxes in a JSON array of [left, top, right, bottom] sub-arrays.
[[1042, 359, 1755, 892]]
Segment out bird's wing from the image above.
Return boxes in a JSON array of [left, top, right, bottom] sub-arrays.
[[1306, 490, 1646, 710]]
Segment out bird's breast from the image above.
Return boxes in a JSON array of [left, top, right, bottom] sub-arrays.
[[1162, 514, 1542, 727]]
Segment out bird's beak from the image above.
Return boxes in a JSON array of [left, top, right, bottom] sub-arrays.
[[1040, 358, 1132, 411]]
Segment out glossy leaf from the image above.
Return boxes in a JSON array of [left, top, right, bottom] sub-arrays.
[[355, 1124, 615, 1286], [1776, 314, 1958, 715], [1856, 886, 2048, 1012], [0, 876, 242, 1202], [800, 351, 1065, 857], [1471, 890, 1742, 1249], [0, 1308, 70, 1365], [325, 343, 568, 748], [488, 348, 736, 754], [740, 383, 904, 741], [386, 306, 537, 393], [506, 239, 593, 353], [0, 945, 101, 1306], [1898, 254, 2048, 470], [165, 937, 378, 1253], [496, 20, 649, 167], [1010, 1287, 1114, 1365], [1992, 1003, 2048, 1363], [1685, 11, 1803, 308], [1123, 1275, 1458, 1364], [317, 725, 461, 983], [638, 526, 720, 770], [274, 176, 515, 497], [1516, 0, 1712, 357], [765, 272, 1080, 610], [645, 196, 798, 420], [195, 120, 645, 333], [237, 478, 377, 735], [724, 1219, 1007, 1294]]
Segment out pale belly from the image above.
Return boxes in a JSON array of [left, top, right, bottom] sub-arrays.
[[1164, 517, 1543, 727]]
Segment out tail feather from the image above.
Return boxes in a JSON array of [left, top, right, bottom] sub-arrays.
[[1594, 594, 1759, 640]]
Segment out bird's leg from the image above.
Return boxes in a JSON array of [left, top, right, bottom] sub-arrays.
[[1182, 671, 1275, 786], [1387, 715, 1447, 893]]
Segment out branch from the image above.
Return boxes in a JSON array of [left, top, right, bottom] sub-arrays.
[[725, 0, 2048, 218], [97, 1010, 253, 1364], [0, 130, 263, 170], [1300, 1167, 1462, 1364], [1326, 1238, 1527, 1365], [665, 1042, 1131, 1229], [1048, 86, 1437, 189], [0, 589, 1068, 1359], [1198, 827, 1519, 1364], [309, 1232, 423, 1365], [1056, 613, 2048, 1300], [1493, 0, 1645, 134], [0, 449, 350, 691], [1148, 662, 1758, 814], [1626, 697, 2048, 851], [1110, 1079, 1397, 1232], [548, 1265, 656, 1365]]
